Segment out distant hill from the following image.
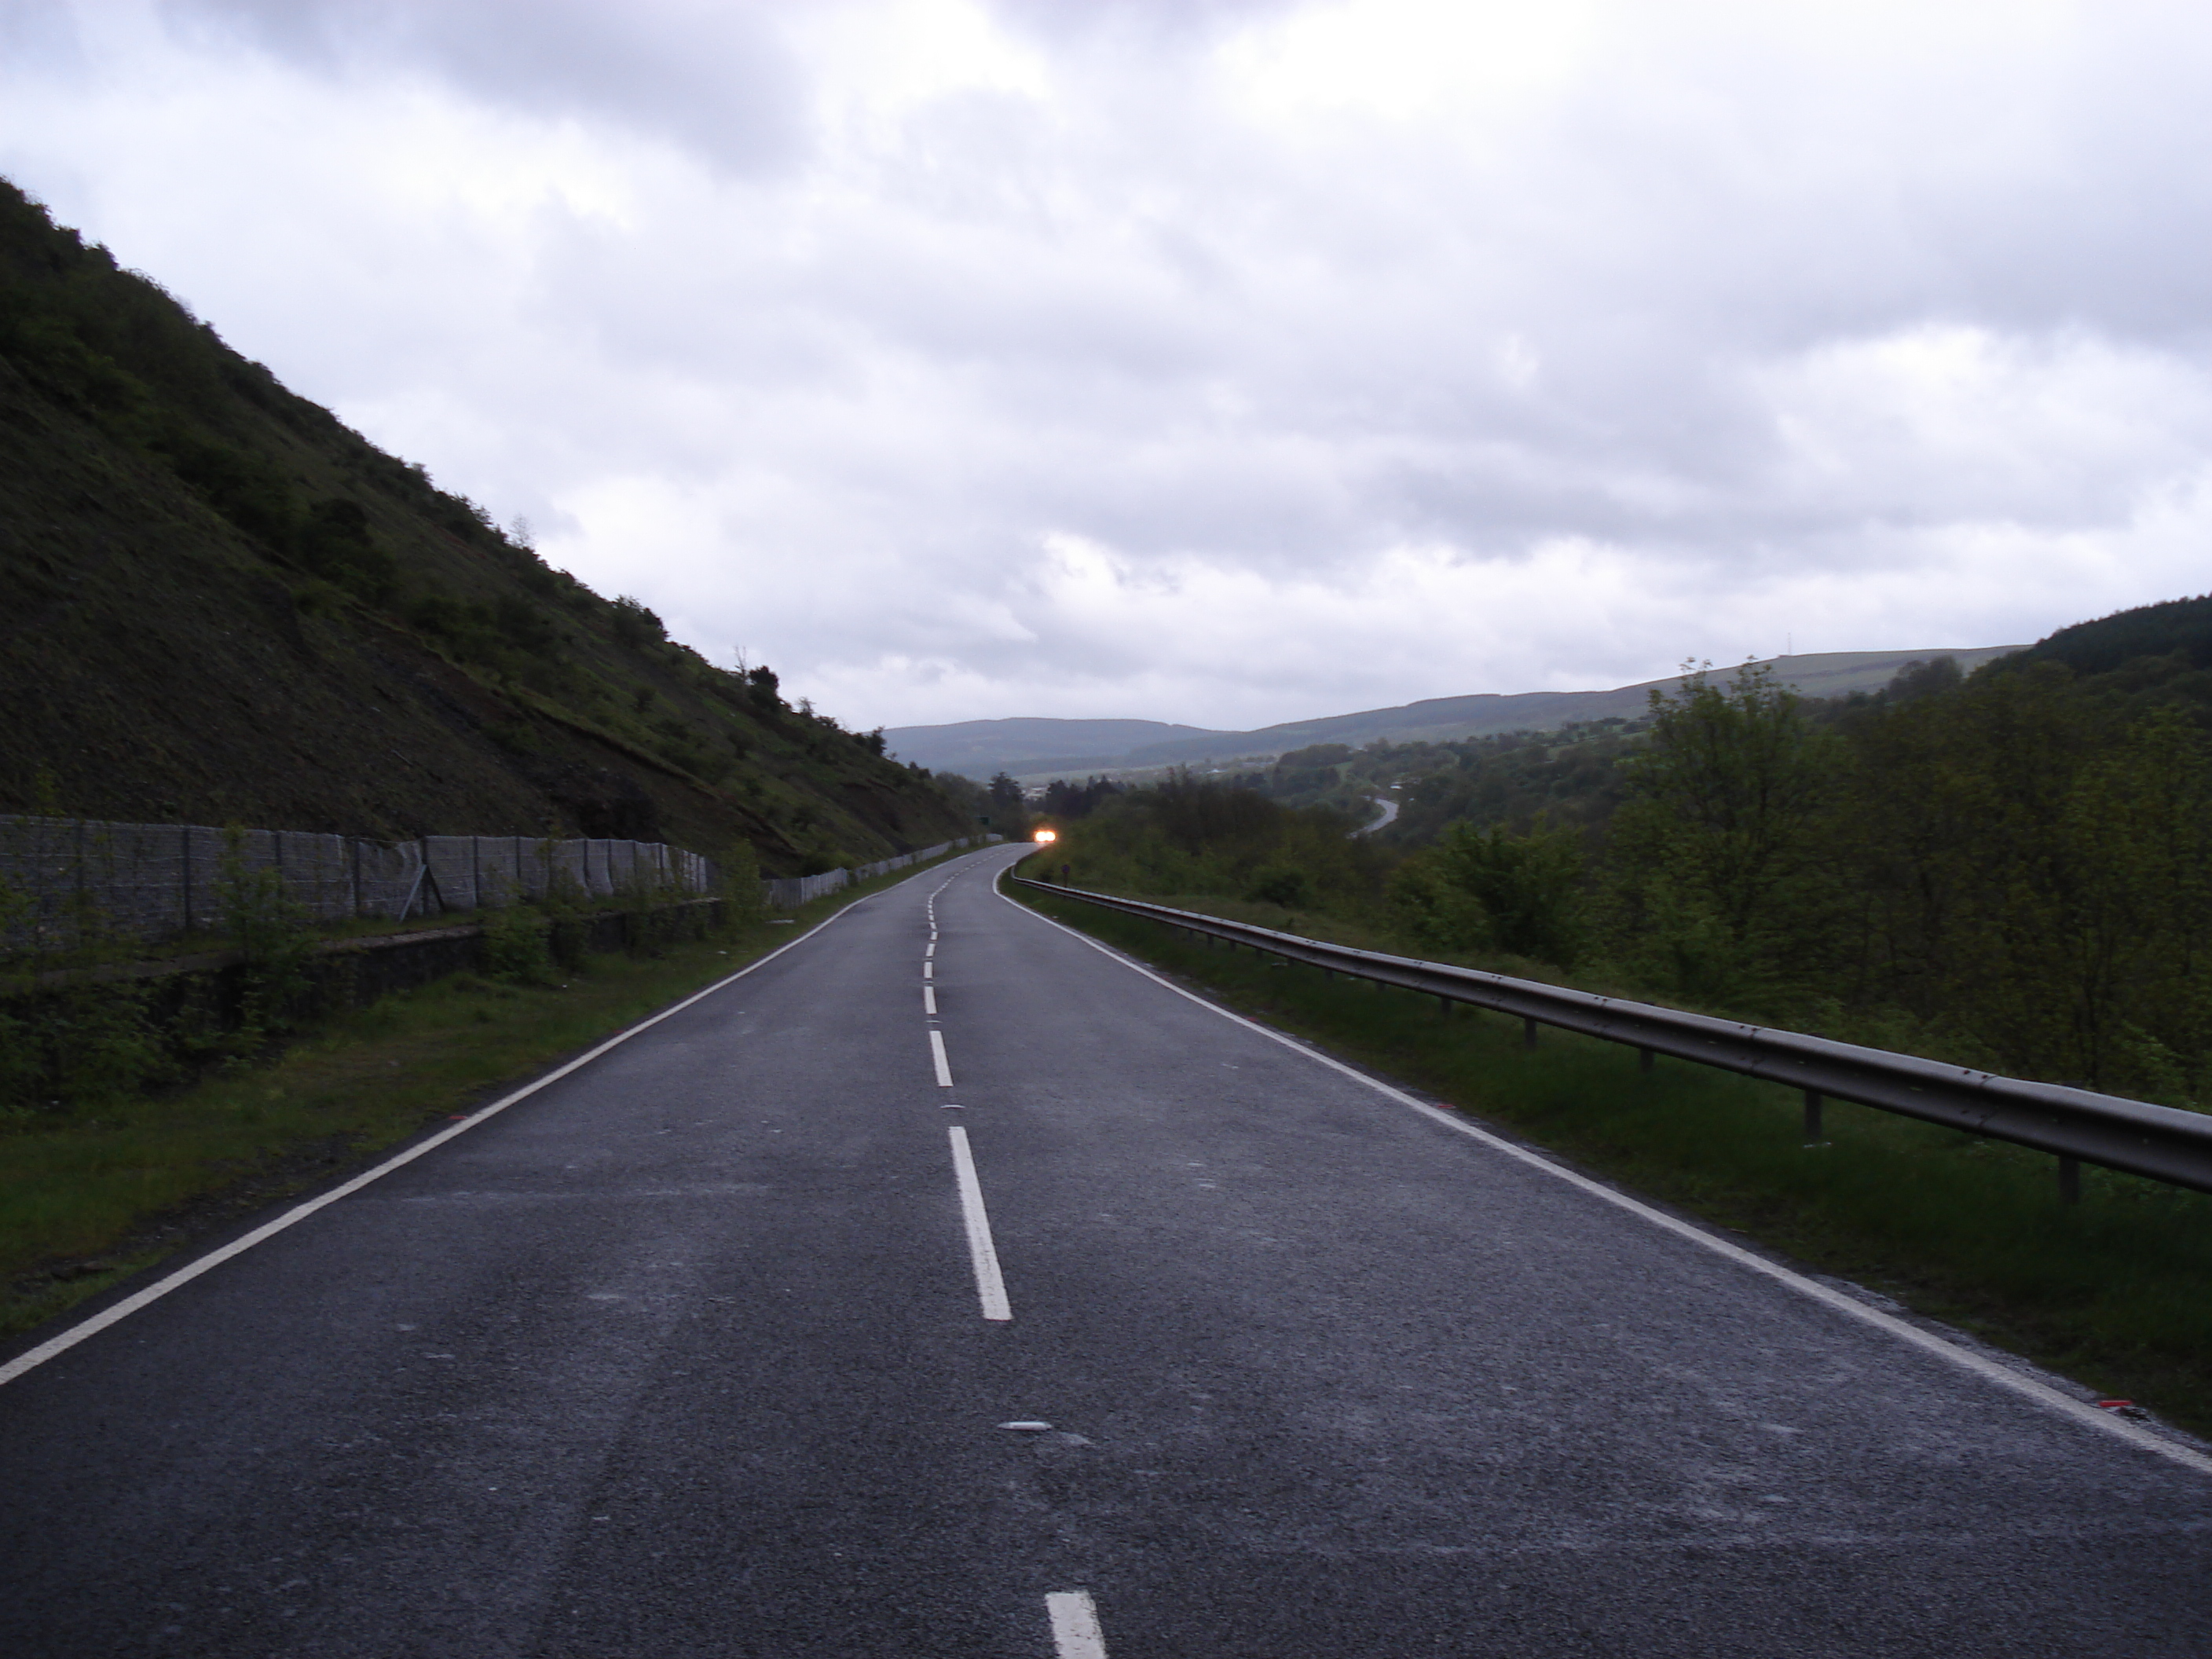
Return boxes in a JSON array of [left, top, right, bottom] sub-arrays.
[[2012, 594, 2212, 678], [895, 648, 2026, 782], [0, 180, 968, 873], [879, 717, 1236, 779]]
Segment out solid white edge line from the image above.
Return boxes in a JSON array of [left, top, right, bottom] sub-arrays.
[[0, 859, 984, 1393], [995, 862, 2212, 1479], [929, 1027, 954, 1087], [948, 1125, 1013, 1321], [1046, 1590, 1108, 1658]]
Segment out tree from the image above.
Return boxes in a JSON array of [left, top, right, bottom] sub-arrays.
[[1390, 820, 1586, 968], [1607, 661, 1832, 1000], [987, 772, 1028, 838], [610, 595, 665, 646]]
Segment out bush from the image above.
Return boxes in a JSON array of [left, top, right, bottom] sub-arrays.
[[479, 903, 554, 984], [610, 595, 665, 646], [712, 840, 764, 937], [0, 982, 166, 1122], [217, 830, 313, 1057], [1245, 865, 1315, 909], [1393, 820, 1586, 969]]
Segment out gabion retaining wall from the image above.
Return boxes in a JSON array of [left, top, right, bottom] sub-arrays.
[[0, 815, 716, 952]]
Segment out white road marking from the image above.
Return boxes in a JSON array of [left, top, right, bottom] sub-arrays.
[[925, 940, 936, 958], [0, 900, 869, 1392], [930, 1028, 954, 1087], [1046, 1591, 1108, 1658], [925, 985, 937, 1016], [994, 862, 2212, 1479], [923, 961, 933, 980], [947, 1126, 1012, 1321]]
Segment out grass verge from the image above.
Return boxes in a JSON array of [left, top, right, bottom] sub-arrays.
[[1015, 879, 2212, 1440], [0, 851, 969, 1344]]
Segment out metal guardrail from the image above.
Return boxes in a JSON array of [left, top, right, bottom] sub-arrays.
[[1010, 876, 2212, 1199]]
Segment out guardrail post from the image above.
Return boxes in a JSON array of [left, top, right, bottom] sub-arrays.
[[1437, 994, 1451, 1016], [1522, 1016, 1538, 1049], [2059, 1155, 2082, 1205], [1803, 1090, 1825, 1146], [1639, 1046, 1654, 1073]]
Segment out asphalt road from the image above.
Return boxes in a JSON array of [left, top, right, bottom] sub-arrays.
[[4, 842, 2210, 1657], [1355, 793, 1400, 835]]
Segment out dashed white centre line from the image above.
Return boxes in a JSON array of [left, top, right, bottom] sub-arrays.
[[929, 1028, 954, 1087], [1046, 1591, 1108, 1657], [925, 941, 936, 958], [923, 961, 933, 980], [924, 985, 937, 1016], [947, 1126, 1012, 1322]]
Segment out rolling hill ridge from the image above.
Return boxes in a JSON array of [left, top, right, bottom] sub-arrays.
[[886, 647, 2026, 782]]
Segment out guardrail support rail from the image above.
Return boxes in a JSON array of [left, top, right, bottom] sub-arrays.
[[1010, 876, 2212, 1202]]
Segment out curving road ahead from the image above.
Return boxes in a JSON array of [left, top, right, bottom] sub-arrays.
[[3, 842, 2209, 1657], [1354, 793, 1400, 835]]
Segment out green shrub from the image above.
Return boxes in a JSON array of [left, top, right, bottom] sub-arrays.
[[216, 828, 313, 1058], [479, 903, 554, 984], [1245, 864, 1315, 908], [1392, 820, 1587, 969], [0, 982, 167, 1122]]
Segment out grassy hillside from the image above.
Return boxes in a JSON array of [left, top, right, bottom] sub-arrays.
[[0, 180, 970, 873]]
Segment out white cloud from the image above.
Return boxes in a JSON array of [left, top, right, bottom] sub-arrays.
[[4, 0, 2210, 730]]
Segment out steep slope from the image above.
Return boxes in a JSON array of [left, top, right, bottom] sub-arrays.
[[0, 181, 968, 873]]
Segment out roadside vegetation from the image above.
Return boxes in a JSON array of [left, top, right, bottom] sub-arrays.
[[1037, 594, 2212, 1105]]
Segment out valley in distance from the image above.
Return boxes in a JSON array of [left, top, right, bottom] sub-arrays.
[[886, 646, 2026, 784]]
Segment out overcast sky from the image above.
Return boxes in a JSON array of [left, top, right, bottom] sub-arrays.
[[5, 1, 2209, 731]]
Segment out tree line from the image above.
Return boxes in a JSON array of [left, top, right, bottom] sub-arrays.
[[1039, 595, 2212, 1105]]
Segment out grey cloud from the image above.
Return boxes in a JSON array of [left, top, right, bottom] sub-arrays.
[[159, 0, 808, 174], [985, 0, 1302, 49], [0, 1, 88, 71], [20, 1, 2211, 727]]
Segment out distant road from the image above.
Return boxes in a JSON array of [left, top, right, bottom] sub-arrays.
[[1355, 792, 1399, 834], [3, 841, 2208, 1656]]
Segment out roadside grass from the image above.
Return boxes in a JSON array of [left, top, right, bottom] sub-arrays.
[[1016, 881, 2212, 1441], [0, 851, 966, 1343]]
